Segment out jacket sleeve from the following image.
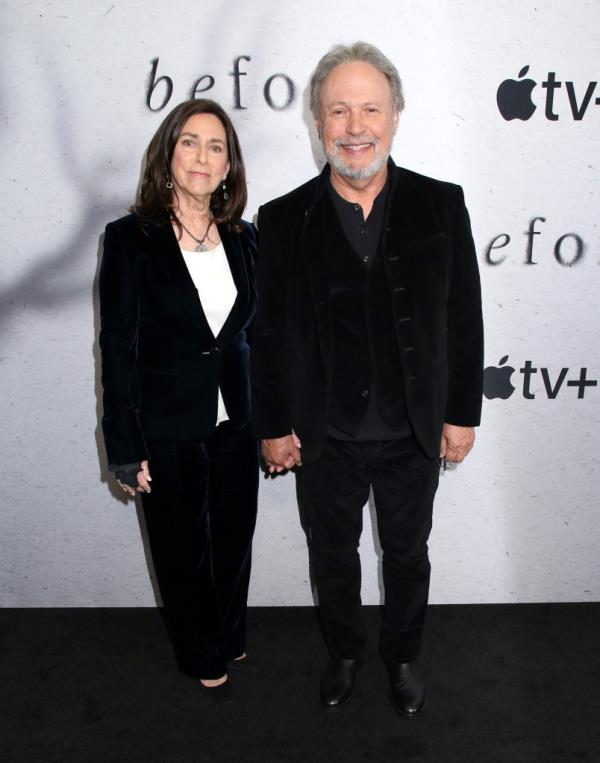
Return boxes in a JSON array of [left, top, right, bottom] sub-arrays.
[[250, 205, 292, 439], [445, 186, 484, 426], [99, 221, 148, 465]]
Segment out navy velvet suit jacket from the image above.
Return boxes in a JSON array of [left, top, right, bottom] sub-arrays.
[[250, 160, 483, 462], [99, 211, 257, 466]]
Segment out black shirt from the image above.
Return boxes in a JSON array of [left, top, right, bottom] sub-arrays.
[[327, 174, 410, 442], [328, 176, 388, 268]]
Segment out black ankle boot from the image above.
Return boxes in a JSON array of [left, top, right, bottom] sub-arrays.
[[320, 657, 363, 708], [388, 661, 426, 718]]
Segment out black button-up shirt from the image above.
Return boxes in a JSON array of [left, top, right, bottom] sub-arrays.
[[328, 176, 389, 268]]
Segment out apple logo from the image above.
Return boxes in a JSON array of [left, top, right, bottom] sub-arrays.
[[496, 66, 537, 121], [484, 355, 516, 399]]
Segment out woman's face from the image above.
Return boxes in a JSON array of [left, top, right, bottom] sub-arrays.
[[169, 113, 230, 204]]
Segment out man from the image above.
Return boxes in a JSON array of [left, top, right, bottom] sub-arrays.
[[251, 42, 483, 717]]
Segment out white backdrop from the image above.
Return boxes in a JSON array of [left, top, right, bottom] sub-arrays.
[[1, 0, 598, 606]]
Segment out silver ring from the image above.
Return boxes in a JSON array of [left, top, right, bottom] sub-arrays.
[[439, 458, 458, 471]]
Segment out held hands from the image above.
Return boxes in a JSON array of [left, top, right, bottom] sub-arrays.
[[117, 459, 152, 497], [261, 432, 302, 474], [439, 424, 475, 464]]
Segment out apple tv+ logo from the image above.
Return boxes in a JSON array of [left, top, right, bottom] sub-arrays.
[[484, 356, 598, 400], [496, 66, 600, 121]]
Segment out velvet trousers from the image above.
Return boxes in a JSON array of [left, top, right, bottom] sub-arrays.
[[298, 434, 439, 665], [141, 421, 259, 680]]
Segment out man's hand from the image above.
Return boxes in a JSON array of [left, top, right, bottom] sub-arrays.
[[261, 433, 302, 473], [439, 424, 475, 464]]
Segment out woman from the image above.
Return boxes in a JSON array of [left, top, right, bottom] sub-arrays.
[[99, 99, 258, 692]]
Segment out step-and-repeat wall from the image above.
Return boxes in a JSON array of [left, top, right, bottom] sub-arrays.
[[2, 0, 598, 605]]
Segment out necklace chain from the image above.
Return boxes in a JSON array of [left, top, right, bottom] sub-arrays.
[[178, 215, 213, 252]]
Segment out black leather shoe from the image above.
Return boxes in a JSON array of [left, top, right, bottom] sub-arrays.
[[388, 662, 426, 718], [320, 657, 363, 708]]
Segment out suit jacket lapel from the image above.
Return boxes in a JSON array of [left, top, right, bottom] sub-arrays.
[[383, 162, 446, 255], [146, 213, 215, 338], [216, 224, 251, 348], [146, 214, 254, 346]]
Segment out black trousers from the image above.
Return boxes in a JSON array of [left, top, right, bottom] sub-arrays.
[[141, 421, 259, 680], [298, 435, 439, 664]]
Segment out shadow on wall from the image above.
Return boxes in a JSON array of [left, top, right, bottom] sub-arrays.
[[1, 28, 162, 597], [0, 201, 126, 497], [0, 204, 120, 331], [1, 40, 141, 335]]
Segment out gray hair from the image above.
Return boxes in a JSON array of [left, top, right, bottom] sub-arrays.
[[309, 41, 405, 118]]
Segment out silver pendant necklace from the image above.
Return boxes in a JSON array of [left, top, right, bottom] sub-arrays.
[[179, 216, 213, 252]]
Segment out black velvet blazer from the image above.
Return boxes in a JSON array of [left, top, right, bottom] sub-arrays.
[[251, 160, 483, 462], [99, 211, 257, 466]]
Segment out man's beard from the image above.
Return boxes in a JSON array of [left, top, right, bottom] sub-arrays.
[[325, 137, 389, 181]]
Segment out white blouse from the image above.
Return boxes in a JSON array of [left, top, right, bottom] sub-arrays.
[[181, 243, 237, 425]]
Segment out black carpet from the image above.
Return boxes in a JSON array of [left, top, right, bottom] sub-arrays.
[[1, 605, 599, 762]]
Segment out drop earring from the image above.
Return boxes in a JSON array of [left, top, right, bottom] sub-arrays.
[[166, 177, 174, 189], [222, 179, 229, 200]]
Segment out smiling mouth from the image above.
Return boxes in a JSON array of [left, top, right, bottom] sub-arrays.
[[336, 140, 376, 153]]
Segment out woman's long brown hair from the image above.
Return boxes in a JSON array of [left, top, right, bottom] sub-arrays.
[[131, 99, 247, 233]]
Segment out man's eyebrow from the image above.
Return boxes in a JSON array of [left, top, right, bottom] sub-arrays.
[[324, 100, 382, 107]]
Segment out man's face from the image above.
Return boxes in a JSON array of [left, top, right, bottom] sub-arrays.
[[316, 61, 399, 183]]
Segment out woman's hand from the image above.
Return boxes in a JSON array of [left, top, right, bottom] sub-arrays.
[[117, 460, 152, 497]]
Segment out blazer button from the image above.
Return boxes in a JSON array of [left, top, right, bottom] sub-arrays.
[[361, 389, 369, 398], [403, 346, 414, 353], [389, 255, 399, 262], [394, 286, 405, 293], [398, 316, 411, 324], [408, 375, 416, 382]]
